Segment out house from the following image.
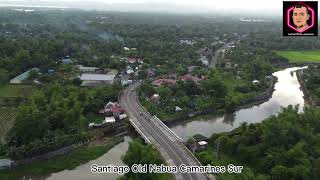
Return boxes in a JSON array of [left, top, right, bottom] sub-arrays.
[[198, 141, 208, 146], [102, 102, 125, 118], [178, 74, 202, 83], [252, 80, 260, 84], [124, 47, 130, 51], [152, 79, 177, 86], [126, 69, 134, 75], [199, 56, 209, 66], [225, 62, 232, 69], [126, 65, 133, 71], [119, 114, 127, 120], [150, 94, 160, 102], [266, 76, 273, 80], [180, 39, 195, 45], [127, 58, 139, 64], [80, 72, 116, 87], [62, 56, 72, 64], [121, 78, 133, 85], [10, 68, 39, 84], [197, 47, 209, 56], [110, 106, 124, 118], [88, 117, 116, 128], [105, 117, 116, 123], [198, 141, 208, 150], [0, 159, 13, 170], [147, 68, 156, 77], [175, 106, 182, 112], [48, 69, 55, 74], [187, 66, 198, 73]]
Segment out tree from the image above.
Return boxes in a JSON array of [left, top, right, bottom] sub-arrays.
[[0, 68, 9, 85], [121, 139, 166, 180], [7, 105, 49, 146], [200, 78, 227, 98]]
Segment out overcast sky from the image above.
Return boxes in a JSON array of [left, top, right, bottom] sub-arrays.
[[1, 0, 314, 15]]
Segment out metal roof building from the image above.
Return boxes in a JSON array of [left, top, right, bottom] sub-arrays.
[[80, 73, 116, 87], [10, 68, 39, 84]]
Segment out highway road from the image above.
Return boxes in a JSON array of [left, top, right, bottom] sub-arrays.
[[120, 82, 210, 180]]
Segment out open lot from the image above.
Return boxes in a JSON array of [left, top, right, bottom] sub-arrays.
[[0, 85, 34, 98], [275, 50, 320, 63]]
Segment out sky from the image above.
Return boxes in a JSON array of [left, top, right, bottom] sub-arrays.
[[1, 0, 314, 15]]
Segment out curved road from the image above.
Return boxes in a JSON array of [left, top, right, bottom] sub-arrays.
[[120, 83, 210, 180]]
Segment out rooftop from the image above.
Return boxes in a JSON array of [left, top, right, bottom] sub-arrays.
[[10, 68, 39, 82], [80, 73, 115, 81], [198, 141, 208, 146]]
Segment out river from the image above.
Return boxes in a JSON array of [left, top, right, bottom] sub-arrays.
[[169, 67, 306, 141]]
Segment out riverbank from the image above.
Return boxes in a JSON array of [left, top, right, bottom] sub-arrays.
[[235, 76, 277, 111], [160, 76, 277, 125], [195, 105, 320, 180], [0, 136, 123, 180], [296, 69, 319, 107], [169, 67, 306, 140]]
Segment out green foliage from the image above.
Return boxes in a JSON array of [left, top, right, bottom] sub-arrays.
[[5, 83, 121, 158], [203, 106, 320, 180], [303, 65, 320, 101], [200, 76, 227, 98], [0, 69, 9, 85], [240, 59, 273, 81], [0, 85, 34, 98], [121, 139, 171, 180]]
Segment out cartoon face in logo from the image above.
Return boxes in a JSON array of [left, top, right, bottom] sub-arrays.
[[287, 3, 314, 32]]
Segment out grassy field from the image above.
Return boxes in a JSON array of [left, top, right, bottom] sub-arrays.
[[0, 107, 16, 143], [275, 50, 320, 63], [0, 85, 34, 98], [0, 137, 123, 180]]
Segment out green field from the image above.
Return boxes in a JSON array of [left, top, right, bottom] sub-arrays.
[[0, 85, 34, 98], [275, 50, 320, 63], [0, 107, 16, 143]]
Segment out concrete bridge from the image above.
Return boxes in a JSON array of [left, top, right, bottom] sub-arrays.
[[120, 83, 213, 180]]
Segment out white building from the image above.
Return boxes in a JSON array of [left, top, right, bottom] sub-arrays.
[[105, 117, 116, 123]]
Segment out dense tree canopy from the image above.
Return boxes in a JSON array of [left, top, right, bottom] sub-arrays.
[[121, 139, 170, 180], [198, 106, 320, 180]]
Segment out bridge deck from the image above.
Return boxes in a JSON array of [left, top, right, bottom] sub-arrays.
[[120, 83, 213, 180]]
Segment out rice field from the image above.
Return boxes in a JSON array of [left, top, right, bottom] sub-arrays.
[[275, 50, 320, 63]]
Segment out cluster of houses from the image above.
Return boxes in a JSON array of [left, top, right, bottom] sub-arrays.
[[179, 39, 196, 45], [197, 47, 210, 67], [89, 102, 127, 128], [147, 74, 207, 111], [123, 47, 137, 51], [151, 74, 206, 87], [122, 57, 156, 86], [60, 55, 118, 87], [125, 57, 143, 75]]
